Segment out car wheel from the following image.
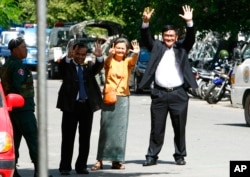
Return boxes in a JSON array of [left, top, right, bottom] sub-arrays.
[[244, 94, 250, 127]]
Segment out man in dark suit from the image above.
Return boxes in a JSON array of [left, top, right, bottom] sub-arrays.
[[56, 42, 104, 175], [139, 5, 198, 166]]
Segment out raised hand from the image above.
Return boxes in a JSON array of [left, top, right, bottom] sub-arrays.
[[130, 40, 140, 54], [142, 7, 155, 23], [179, 5, 193, 22], [108, 43, 115, 56], [67, 45, 74, 59], [92, 40, 103, 57]]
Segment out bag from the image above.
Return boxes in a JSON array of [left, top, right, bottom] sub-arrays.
[[103, 86, 117, 105]]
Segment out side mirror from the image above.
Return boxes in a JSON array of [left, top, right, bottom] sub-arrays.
[[6, 93, 25, 111]]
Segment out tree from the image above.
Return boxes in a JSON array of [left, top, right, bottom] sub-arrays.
[[80, 0, 125, 30], [0, 0, 21, 27], [135, 0, 250, 39], [4, 0, 250, 42], [18, 0, 86, 27], [47, 0, 86, 26]]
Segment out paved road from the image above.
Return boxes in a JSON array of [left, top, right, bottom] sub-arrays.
[[16, 80, 250, 177]]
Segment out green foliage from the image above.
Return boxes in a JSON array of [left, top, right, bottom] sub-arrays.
[[3, 0, 250, 43], [18, 0, 36, 23], [122, 0, 250, 40], [47, 0, 85, 26], [0, 0, 22, 27], [18, 0, 86, 27], [82, 0, 125, 25], [106, 0, 150, 41]]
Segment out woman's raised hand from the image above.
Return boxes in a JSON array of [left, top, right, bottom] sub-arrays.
[[108, 43, 115, 56], [130, 40, 140, 54]]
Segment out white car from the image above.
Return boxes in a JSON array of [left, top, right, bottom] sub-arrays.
[[231, 40, 250, 126]]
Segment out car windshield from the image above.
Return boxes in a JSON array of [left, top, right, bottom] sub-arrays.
[[57, 30, 70, 47], [23, 29, 37, 47], [1, 32, 19, 45], [243, 44, 250, 60]]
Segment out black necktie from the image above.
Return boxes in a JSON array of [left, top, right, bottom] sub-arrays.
[[77, 65, 87, 100]]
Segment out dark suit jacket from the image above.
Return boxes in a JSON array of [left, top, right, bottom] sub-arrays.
[[139, 25, 198, 90], [56, 57, 104, 112]]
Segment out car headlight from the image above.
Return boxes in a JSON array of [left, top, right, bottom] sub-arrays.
[[0, 132, 13, 153]]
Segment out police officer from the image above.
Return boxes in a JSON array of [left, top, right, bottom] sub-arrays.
[[0, 37, 51, 177]]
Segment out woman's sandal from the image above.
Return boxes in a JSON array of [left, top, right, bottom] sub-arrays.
[[91, 161, 103, 171], [111, 161, 125, 170]]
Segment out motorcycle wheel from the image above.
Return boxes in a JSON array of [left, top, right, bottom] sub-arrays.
[[187, 88, 199, 98], [205, 83, 225, 104], [198, 80, 209, 99]]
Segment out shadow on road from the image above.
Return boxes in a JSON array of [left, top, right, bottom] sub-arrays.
[[216, 123, 249, 128]]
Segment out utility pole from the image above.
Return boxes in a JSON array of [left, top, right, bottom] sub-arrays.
[[36, 0, 49, 177]]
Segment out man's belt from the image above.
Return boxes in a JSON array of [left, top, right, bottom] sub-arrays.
[[76, 99, 87, 103], [154, 84, 183, 92]]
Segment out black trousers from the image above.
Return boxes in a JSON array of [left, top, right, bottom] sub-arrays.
[[59, 100, 93, 171], [146, 86, 189, 161]]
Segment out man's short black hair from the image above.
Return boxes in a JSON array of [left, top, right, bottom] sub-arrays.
[[8, 37, 25, 51], [73, 42, 88, 50], [161, 25, 179, 35]]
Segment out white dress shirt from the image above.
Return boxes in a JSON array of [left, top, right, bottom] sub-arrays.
[[141, 21, 194, 88], [155, 48, 183, 88]]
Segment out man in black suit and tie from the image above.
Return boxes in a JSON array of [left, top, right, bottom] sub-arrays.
[[139, 5, 198, 166], [56, 41, 104, 175]]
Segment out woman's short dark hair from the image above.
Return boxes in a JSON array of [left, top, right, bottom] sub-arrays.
[[113, 37, 131, 50]]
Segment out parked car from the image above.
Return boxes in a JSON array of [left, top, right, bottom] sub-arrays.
[[0, 80, 24, 177], [230, 38, 250, 126], [130, 47, 152, 93], [0, 30, 21, 66]]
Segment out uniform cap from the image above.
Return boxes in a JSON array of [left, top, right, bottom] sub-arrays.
[[8, 37, 25, 51]]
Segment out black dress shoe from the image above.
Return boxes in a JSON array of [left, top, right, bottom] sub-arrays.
[[76, 168, 89, 174], [142, 158, 157, 166], [60, 170, 70, 175], [175, 158, 186, 165]]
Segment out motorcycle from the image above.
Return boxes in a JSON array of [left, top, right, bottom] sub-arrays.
[[196, 68, 214, 99], [204, 60, 233, 104], [188, 49, 232, 100], [192, 60, 224, 100]]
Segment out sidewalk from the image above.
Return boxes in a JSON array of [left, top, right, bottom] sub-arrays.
[[16, 81, 249, 177]]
